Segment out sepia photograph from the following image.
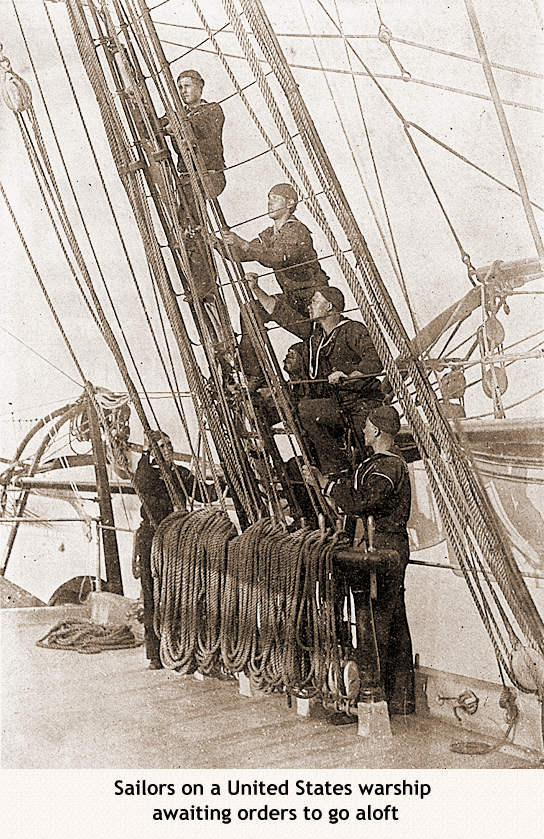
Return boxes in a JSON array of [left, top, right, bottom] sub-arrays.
[[1, 0, 543, 823]]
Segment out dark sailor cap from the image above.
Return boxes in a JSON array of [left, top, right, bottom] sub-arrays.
[[269, 182, 298, 203], [368, 405, 401, 436], [177, 69, 204, 85], [319, 285, 345, 313]]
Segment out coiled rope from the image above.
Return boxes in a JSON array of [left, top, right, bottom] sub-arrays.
[[152, 508, 237, 673], [36, 618, 142, 654], [152, 510, 351, 703]]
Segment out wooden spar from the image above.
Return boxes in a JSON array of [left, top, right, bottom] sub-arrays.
[[475, 258, 543, 284], [409, 258, 542, 356], [85, 387, 123, 595], [464, 0, 544, 260], [410, 286, 481, 357]]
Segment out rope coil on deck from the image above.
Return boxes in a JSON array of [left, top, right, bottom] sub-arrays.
[[36, 618, 142, 654]]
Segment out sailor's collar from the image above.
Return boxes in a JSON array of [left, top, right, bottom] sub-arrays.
[[309, 319, 348, 378]]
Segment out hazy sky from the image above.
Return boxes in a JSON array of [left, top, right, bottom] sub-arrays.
[[1, 0, 543, 453]]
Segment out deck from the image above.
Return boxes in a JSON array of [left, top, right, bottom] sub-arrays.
[[1, 604, 540, 770]]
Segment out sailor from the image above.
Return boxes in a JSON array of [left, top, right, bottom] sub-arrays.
[[161, 69, 226, 304], [249, 280, 384, 475], [257, 340, 309, 429], [132, 431, 215, 669], [173, 69, 226, 200], [213, 183, 330, 388], [283, 341, 309, 402], [307, 405, 416, 716]]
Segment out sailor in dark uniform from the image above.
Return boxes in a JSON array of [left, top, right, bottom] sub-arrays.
[[174, 69, 226, 200], [163, 69, 226, 304], [248, 281, 384, 474], [132, 431, 215, 669], [213, 183, 330, 388], [319, 405, 415, 716]]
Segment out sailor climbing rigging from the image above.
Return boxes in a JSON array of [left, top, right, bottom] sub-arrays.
[[161, 69, 226, 305], [212, 182, 330, 388], [250, 279, 384, 475], [171, 69, 226, 200]]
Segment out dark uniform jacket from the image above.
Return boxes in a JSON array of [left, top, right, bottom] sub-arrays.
[[273, 302, 383, 404], [133, 453, 209, 529], [328, 447, 415, 714], [328, 448, 411, 539], [173, 100, 226, 198], [133, 453, 174, 529], [229, 216, 330, 295]]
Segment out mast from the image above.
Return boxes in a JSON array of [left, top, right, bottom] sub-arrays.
[[85, 384, 123, 595], [464, 0, 544, 260]]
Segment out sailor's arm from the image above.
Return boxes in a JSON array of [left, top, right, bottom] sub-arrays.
[[245, 273, 276, 314], [299, 465, 382, 516], [243, 274, 312, 339], [212, 230, 277, 265], [215, 221, 314, 269], [326, 471, 394, 516], [175, 463, 219, 503], [324, 324, 382, 386], [345, 322, 383, 375], [210, 230, 253, 262]]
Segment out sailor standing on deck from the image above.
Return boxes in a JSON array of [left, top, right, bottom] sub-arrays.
[[306, 405, 415, 716], [212, 183, 330, 389], [132, 431, 215, 669]]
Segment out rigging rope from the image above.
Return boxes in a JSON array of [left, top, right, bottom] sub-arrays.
[[67, 0, 267, 519], [234, 0, 544, 689], [104, 0, 327, 522], [2, 34, 185, 516], [154, 20, 543, 83], [0, 182, 86, 384], [331, 0, 420, 334], [39, 0, 202, 462], [0, 324, 81, 387], [153, 36, 544, 114], [8, 0, 542, 696], [68, 3, 228, 503], [408, 121, 544, 214], [464, 0, 544, 260]]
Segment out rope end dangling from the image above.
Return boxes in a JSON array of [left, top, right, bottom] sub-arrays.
[[0, 44, 32, 113]]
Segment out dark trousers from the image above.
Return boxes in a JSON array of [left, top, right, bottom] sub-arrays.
[[176, 179, 224, 303], [138, 524, 161, 664], [297, 396, 382, 475], [348, 534, 415, 712], [239, 290, 313, 380]]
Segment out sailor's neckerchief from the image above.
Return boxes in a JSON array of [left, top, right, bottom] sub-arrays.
[[309, 319, 349, 380], [260, 214, 298, 241], [147, 451, 161, 470]]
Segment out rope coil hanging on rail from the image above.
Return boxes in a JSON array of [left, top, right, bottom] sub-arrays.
[[151, 510, 350, 701]]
